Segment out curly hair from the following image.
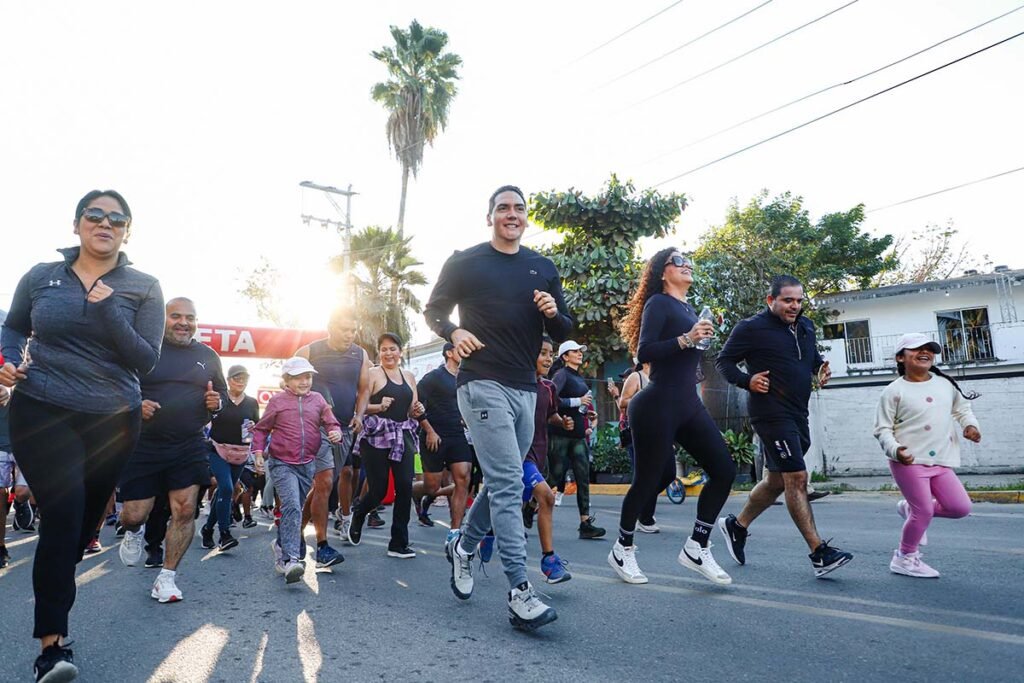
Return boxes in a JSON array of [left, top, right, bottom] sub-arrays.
[[619, 246, 678, 355]]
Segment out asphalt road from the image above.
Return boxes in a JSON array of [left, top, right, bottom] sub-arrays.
[[1, 492, 1022, 682]]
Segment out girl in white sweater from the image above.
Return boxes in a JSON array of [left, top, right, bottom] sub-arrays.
[[873, 332, 981, 578]]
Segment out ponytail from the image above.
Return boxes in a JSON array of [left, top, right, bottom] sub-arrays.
[[896, 361, 980, 400]]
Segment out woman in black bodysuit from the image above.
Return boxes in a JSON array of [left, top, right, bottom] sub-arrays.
[[608, 247, 736, 586]]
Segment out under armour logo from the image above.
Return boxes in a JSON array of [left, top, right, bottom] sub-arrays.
[[49, 280, 61, 287], [196, 361, 207, 369]]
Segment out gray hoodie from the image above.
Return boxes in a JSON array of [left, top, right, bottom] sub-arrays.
[[1, 247, 164, 414]]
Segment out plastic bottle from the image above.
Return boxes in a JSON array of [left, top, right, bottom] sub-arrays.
[[696, 306, 715, 350]]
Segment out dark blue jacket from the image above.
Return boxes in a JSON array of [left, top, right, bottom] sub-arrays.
[[716, 308, 824, 420]]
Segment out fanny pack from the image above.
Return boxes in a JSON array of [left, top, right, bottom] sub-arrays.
[[211, 440, 251, 466]]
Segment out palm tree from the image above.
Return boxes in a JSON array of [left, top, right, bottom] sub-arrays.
[[371, 20, 461, 238], [333, 226, 427, 355]]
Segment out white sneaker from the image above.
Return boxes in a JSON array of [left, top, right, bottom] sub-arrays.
[[897, 499, 927, 546], [554, 492, 563, 507], [339, 517, 352, 544], [678, 538, 732, 585], [284, 560, 304, 584], [151, 572, 183, 603], [119, 527, 145, 567], [507, 582, 558, 631], [636, 520, 660, 534], [890, 549, 940, 578], [608, 541, 648, 584], [445, 532, 474, 600]]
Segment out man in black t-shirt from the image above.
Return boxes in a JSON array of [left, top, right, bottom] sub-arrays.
[[117, 297, 226, 603]]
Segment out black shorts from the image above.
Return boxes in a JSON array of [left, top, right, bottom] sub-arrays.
[[754, 418, 810, 473], [119, 436, 212, 501], [420, 434, 473, 474]]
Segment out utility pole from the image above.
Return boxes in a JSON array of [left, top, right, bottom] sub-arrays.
[[299, 180, 357, 303]]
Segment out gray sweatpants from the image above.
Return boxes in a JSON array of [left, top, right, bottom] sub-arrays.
[[267, 458, 314, 561], [457, 380, 536, 588]]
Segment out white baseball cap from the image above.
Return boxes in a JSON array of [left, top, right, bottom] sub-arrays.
[[893, 332, 941, 357], [281, 356, 318, 377], [557, 340, 588, 357]]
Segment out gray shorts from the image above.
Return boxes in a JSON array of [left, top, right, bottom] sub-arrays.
[[0, 450, 28, 489], [313, 429, 355, 474]]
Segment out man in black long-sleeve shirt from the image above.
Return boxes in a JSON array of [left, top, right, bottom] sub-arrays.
[[117, 298, 226, 602], [714, 275, 853, 578], [424, 185, 573, 631]]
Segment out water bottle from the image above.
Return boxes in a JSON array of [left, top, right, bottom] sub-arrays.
[[579, 391, 591, 415], [696, 306, 714, 350], [241, 418, 254, 444]]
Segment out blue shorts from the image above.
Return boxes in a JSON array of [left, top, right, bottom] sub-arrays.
[[522, 460, 545, 503]]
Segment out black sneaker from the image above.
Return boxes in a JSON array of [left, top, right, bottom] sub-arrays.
[[578, 516, 606, 540], [0, 545, 10, 568], [144, 548, 164, 568], [807, 490, 832, 502], [717, 514, 748, 565], [810, 539, 853, 578], [368, 510, 386, 528], [34, 643, 77, 682], [218, 531, 239, 552], [201, 525, 215, 550], [13, 499, 35, 532], [232, 503, 244, 522], [242, 516, 257, 529], [115, 523, 126, 538], [522, 500, 537, 529], [348, 514, 364, 546], [387, 545, 416, 559]]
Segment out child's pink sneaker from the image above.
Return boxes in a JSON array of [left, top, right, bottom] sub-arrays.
[[890, 549, 940, 578]]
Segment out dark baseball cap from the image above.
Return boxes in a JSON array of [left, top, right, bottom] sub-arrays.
[[442, 342, 456, 354], [227, 364, 249, 378]]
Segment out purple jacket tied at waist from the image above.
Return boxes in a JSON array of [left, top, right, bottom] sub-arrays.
[[355, 414, 420, 462]]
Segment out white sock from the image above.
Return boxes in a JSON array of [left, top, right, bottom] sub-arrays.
[[159, 568, 176, 579], [342, 513, 352, 522]]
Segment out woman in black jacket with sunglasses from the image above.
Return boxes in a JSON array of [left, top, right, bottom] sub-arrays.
[[0, 189, 164, 683]]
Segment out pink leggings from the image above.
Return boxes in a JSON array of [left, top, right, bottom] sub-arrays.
[[888, 462, 971, 553]]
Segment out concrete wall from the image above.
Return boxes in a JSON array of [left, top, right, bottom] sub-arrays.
[[808, 375, 1022, 476]]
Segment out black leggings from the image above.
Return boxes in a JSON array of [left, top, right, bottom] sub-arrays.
[[619, 389, 735, 534], [9, 392, 141, 638], [353, 439, 414, 550]]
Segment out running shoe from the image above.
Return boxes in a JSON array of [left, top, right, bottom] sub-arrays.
[[636, 519, 660, 534], [367, 510, 386, 528], [242, 517, 257, 529], [218, 531, 239, 552], [271, 540, 286, 573], [119, 528, 145, 567], [232, 503, 244, 522], [507, 582, 557, 631], [478, 532, 495, 563], [144, 548, 164, 569], [348, 514, 364, 546], [578, 516, 606, 540], [417, 509, 434, 527], [717, 514, 748, 565], [151, 572, 183, 603], [0, 545, 10, 569], [897, 499, 927, 545], [445, 528, 460, 545], [338, 517, 352, 544], [387, 546, 416, 559], [33, 643, 77, 683], [13, 499, 35, 532], [105, 512, 119, 526], [200, 525, 216, 550], [554, 492, 563, 507], [115, 523, 126, 538], [809, 539, 854, 578], [678, 538, 732, 585], [333, 517, 343, 532], [889, 549, 940, 578], [445, 531, 474, 600], [284, 560, 304, 584], [376, 504, 386, 512], [608, 540, 648, 584], [522, 499, 537, 529], [84, 535, 102, 555], [315, 544, 345, 568], [807, 490, 832, 502], [541, 553, 572, 584]]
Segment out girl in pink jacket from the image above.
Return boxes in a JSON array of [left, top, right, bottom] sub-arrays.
[[253, 357, 341, 583]]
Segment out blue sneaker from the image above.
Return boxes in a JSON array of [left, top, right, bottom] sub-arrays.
[[315, 544, 344, 569], [479, 532, 495, 563], [541, 553, 572, 584], [446, 529, 460, 545]]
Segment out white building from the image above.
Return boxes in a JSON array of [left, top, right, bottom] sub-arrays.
[[406, 337, 447, 381], [806, 267, 1024, 475]]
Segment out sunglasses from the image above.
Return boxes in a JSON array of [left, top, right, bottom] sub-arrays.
[[665, 255, 693, 268], [81, 207, 130, 229]]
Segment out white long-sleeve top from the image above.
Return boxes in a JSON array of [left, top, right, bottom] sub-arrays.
[[873, 375, 979, 468]]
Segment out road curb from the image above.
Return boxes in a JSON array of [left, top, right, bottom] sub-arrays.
[[967, 490, 1022, 504]]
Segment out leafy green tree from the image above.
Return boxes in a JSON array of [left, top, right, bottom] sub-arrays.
[[691, 190, 896, 348], [873, 221, 991, 286], [530, 174, 687, 371], [371, 20, 462, 238], [238, 256, 296, 328], [332, 226, 426, 354]]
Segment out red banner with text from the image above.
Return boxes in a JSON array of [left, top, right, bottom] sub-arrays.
[[196, 325, 326, 359]]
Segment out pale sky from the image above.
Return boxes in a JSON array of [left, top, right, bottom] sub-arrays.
[[3, 0, 1023, 345]]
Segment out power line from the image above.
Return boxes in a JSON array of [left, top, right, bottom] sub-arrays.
[[868, 165, 1024, 213], [654, 30, 1024, 186], [570, 1, 687, 64], [642, 3, 1024, 165], [630, 0, 860, 109], [596, 0, 775, 90]]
